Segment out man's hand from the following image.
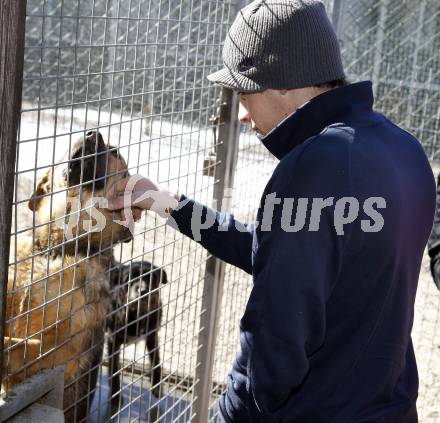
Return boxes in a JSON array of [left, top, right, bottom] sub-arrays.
[[105, 175, 180, 218]]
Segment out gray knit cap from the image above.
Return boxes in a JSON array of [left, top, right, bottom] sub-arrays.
[[207, 0, 345, 92]]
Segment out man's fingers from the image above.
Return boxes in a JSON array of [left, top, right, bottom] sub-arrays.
[[133, 207, 143, 222], [106, 192, 154, 211], [107, 195, 131, 211], [105, 177, 130, 201]]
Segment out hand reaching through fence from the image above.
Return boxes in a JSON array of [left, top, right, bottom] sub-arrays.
[[105, 175, 179, 218]]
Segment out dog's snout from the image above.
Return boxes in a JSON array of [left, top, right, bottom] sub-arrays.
[[134, 278, 149, 295], [85, 131, 97, 147], [85, 130, 106, 151], [139, 280, 150, 296], [128, 279, 148, 301]]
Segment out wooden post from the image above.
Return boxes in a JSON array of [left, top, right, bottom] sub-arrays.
[[0, 0, 27, 384]]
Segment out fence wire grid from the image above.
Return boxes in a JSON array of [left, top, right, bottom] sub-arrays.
[[0, 0, 439, 422]]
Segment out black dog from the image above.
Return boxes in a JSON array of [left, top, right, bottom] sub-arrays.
[[107, 261, 168, 412]]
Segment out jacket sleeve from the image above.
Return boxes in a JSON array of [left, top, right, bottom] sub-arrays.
[[241, 137, 348, 418], [168, 194, 253, 274]]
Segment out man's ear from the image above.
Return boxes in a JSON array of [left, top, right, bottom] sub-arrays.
[[28, 171, 51, 211]]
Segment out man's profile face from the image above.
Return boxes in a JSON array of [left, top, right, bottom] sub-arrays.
[[238, 91, 281, 136], [238, 87, 323, 136]]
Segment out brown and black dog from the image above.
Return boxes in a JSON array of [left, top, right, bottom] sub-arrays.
[[4, 131, 133, 422], [107, 261, 168, 413]]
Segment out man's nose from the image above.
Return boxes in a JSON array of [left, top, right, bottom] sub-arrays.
[[238, 102, 250, 123]]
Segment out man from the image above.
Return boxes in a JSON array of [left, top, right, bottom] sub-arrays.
[[105, 1, 436, 421]]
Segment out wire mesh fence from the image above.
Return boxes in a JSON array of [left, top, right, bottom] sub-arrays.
[[0, 0, 439, 422], [339, 0, 440, 160], [6, 0, 237, 421]]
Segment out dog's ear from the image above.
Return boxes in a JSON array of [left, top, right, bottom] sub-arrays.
[[151, 266, 168, 285], [159, 268, 168, 284], [67, 131, 107, 188], [28, 171, 51, 211]]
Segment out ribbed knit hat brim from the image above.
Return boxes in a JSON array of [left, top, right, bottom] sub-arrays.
[[207, 67, 262, 93]]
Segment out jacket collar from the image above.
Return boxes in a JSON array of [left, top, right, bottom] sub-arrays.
[[260, 81, 375, 160]]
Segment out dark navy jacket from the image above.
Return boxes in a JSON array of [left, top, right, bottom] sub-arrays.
[[170, 81, 436, 423]]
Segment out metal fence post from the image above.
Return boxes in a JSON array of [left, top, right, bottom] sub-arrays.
[[372, 0, 388, 99], [331, 0, 346, 41], [406, 0, 427, 129], [0, 0, 27, 386], [191, 87, 240, 423]]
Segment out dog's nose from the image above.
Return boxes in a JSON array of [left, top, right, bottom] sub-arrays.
[[85, 130, 106, 151], [138, 280, 149, 296], [85, 130, 97, 142], [128, 279, 148, 301]]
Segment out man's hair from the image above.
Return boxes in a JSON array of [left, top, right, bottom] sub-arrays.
[[315, 78, 349, 89]]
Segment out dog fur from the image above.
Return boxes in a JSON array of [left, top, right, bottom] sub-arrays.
[[4, 131, 132, 422]]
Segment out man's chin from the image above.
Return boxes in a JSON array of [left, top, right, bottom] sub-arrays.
[[251, 122, 271, 135], [254, 129, 267, 140]]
